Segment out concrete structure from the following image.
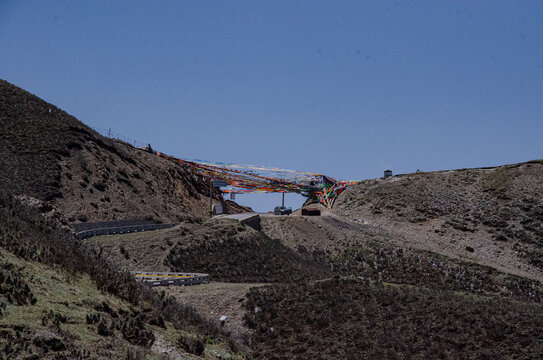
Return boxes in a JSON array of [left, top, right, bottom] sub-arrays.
[[384, 170, 393, 178], [301, 206, 321, 216], [213, 201, 226, 215], [215, 212, 261, 231]]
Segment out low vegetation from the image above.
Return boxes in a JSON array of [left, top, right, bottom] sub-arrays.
[[244, 278, 543, 359], [330, 244, 543, 302], [0, 192, 242, 359], [166, 220, 331, 283], [335, 161, 543, 272]]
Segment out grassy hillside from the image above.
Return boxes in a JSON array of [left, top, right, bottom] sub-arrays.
[[0, 79, 211, 223], [334, 161, 543, 280], [1, 249, 174, 359], [0, 193, 242, 359], [88, 200, 543, 358]]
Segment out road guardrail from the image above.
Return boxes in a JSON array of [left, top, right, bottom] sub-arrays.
[[72, 220, 175, 239], [130, 271, 210, 287]]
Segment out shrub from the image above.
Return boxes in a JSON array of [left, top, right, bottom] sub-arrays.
[[178, 334, 205, 356]]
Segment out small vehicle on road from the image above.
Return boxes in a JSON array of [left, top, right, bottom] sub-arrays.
[[273, 206, 292, 215]]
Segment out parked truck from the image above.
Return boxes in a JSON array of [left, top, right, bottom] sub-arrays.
[[273, 206, 292, 215]]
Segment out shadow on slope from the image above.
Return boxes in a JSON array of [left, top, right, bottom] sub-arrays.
[[166, 219, 332, 283]]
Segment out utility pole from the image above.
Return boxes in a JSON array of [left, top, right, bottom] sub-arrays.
[[209, 177, 213, 218], [282, 192, 285, 208]]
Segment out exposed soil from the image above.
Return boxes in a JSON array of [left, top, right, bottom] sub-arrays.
[[91, 217, 331, 283], [261, 213, 543, 302], [90, 225, 184, 273], [261, 210, 386, 255]]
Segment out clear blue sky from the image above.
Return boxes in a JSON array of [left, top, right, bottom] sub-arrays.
[[1, 1, 542, 211]]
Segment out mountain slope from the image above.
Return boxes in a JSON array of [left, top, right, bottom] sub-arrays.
[[0, 193, 242, 359], [3, 79, 543, 359], [334, 161, 543, 281], [0, 79, 211, 222]]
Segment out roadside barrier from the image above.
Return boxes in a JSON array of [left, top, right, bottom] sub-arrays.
[[131, 271, 210, 287], [72, 220, 175, 239]]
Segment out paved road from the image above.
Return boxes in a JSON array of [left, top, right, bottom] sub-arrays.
[[214, 212, 258, 221]]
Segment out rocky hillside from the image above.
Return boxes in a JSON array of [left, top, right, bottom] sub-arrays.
[[0, 79, 212, 223], [334, 161, 543, 281]]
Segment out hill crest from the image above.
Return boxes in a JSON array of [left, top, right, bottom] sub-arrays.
[[0, 79, 212, 222]]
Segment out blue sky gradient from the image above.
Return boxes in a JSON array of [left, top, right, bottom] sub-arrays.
[[1, 1, 541, 211]]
